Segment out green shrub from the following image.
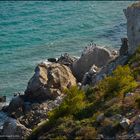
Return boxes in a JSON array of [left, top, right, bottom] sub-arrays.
[[28, 120, 51, 140], [104, 103, 122, 117], [48, 86, 86, 121], [85, 86, 95, 101], [97, 65, 137, 100]]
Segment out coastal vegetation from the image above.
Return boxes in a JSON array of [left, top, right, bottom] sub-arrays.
[[28, 55, 139, 139]]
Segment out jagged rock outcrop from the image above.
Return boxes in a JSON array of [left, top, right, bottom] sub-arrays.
[[1, 62, 75, 133], [1, 118, 32, 139], [72, 45, 115, 81], [18, 95, 64, 129], [25, 63, 76, 101], [2, 94, 65, 130], [57, 53, 78, 69], [92, 55, 129, 85], [119, 38, 128, 55], [124, 2, 140, 54], [82, 65, 100, 85]]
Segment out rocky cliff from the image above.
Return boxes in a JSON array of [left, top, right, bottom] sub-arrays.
[[124, 2, 140, 54], [1, 2, 140, 140]]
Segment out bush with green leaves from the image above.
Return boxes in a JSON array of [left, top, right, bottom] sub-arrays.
[[48, 86, 86, 121], [97, 65, 137, 100]]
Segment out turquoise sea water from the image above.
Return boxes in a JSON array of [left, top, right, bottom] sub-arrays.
[[0, 1, 133, 98]]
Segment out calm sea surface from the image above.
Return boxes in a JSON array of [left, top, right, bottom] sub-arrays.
[[0, 1, 133, 99]]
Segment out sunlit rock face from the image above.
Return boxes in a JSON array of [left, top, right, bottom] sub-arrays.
[[124, 2, 140, 54], [25, 63, 76, 101], [72, 45, 114, 82]]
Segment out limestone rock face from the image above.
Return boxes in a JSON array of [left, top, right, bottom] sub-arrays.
[[2, 118, 32, 139], [124, 2, 140, 54], [73, 46, 113, 81], [25, 63, 76, 101]]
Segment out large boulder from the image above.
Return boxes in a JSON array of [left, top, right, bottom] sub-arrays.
[[72, 45, 114, 81], [25, 63, 76, 101], [1, 118, 32, 139]]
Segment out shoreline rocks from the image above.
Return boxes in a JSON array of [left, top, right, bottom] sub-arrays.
[[0, 62, 76, 135], [1, 94, 65, 132], [0, 44, 127, 139], [1, 118, 32, 139], [6, 96, 24, 118], [0, 40, 134, 139], [25, 63, 76, 101]]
